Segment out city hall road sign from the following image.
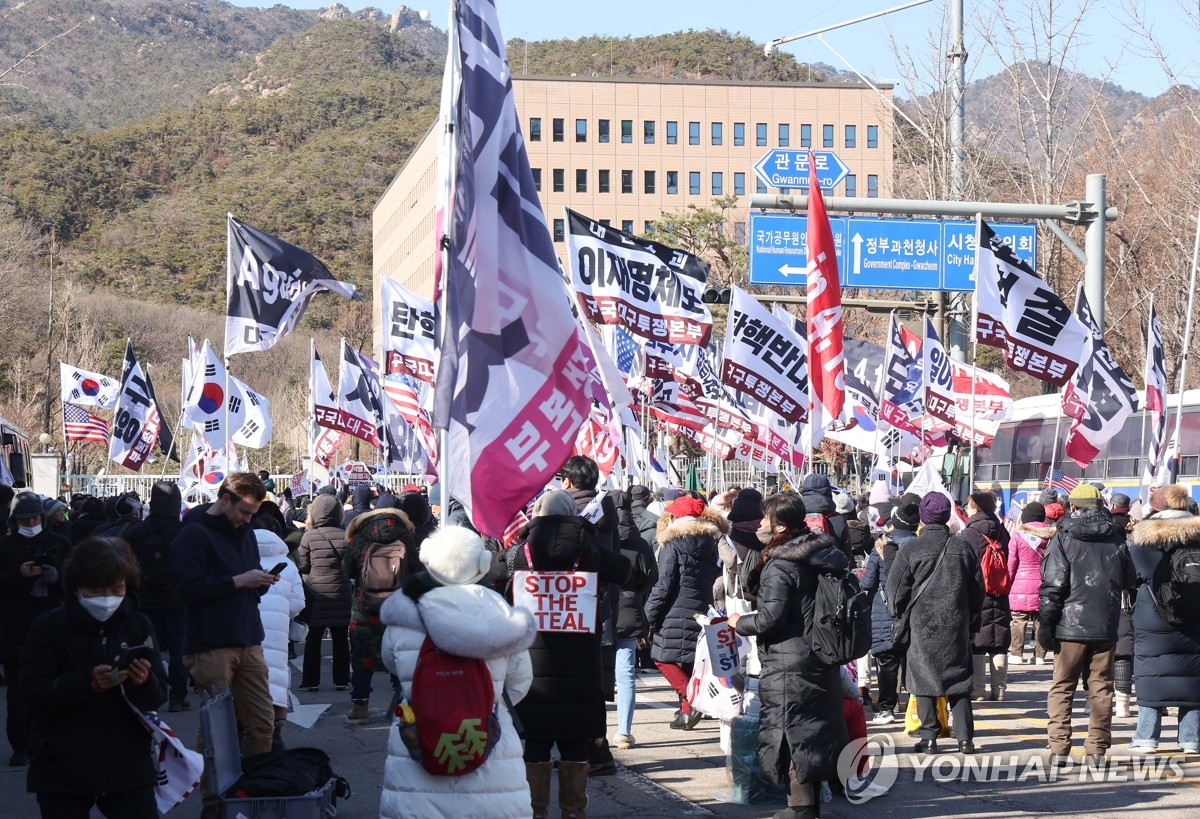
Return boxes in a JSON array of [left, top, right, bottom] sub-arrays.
[[747, 212, 1037, 292], [752, 150, 850, 192]]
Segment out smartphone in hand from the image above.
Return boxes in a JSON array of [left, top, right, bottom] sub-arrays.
[[116, 644, 156, 671], [268, 562, 288, 576]]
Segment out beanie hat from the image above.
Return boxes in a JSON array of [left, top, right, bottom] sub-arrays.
[[834, 493, 855, 516], [532, 489, 578, 518], [1020, 501, 1046, 523], [115, 495, 142, 519], [664, 496, 706, 520], [1068, 484, 1103, 507], [868, 479, 892, 505], [12, 491, 44, 519], [919, 493, 952, 525], [728, 488, 764, 523], [1044, 502, 1066, 521], [629, 485, 652, 506], [1150, 485, 1191, 513], [43, 498, 67, 519], [1110, 493, 1131, 513], [660, 487, 684, 502], [421, 526, 492, 586], [1037, 489, 1059, 505], [893, 492, 921, 528]]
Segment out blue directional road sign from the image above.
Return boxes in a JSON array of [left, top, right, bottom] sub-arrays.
[[942, 220, 1038, 291], [747, 213, 847, 286], [752, 150, 850, 192], [747, 212, 1037, 291]]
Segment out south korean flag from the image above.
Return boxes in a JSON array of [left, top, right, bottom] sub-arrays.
[[60, 362, 120, 409], [182, 339, 248, 452]]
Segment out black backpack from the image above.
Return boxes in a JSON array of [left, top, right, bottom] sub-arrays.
[[232, 747, 351, 801], [1148, 542, 1200, 628], [807, 569, 872, 666]]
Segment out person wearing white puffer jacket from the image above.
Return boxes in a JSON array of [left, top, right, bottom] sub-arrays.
[[379, 526, 536, 819], [253, 528, 305, 748]]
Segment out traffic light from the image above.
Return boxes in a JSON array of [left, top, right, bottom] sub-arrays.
[[702, 287, 731, 304]]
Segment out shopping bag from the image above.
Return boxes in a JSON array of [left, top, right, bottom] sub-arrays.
[[687, 627, 743, 720], [903, 694, 950, 738], [703, 618, 741, 678], [124, 693, 204, 813]]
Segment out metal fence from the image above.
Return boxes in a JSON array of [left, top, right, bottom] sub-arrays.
[[63, 473, 428, 499]]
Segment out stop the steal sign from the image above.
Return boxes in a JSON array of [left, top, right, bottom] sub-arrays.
[[513, 571, 599, 633]]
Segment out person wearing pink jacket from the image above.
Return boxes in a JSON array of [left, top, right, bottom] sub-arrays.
[[1008, 502, 1054, 664]]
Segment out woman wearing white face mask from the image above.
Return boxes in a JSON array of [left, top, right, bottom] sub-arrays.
[[0, 491, 70, 767], [19, 536, 166, 818]]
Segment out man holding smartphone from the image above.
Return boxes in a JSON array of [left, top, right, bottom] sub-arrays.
[[171, 472, 279, 814]]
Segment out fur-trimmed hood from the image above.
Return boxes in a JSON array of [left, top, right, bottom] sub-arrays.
[[657, 505, 730, 542], [379, 581, 536, 661], [1017, 521, 1056, 544], [1132, 512, 1200, 549], [765, 532, 847, 574], [346, 506, 414, 541]]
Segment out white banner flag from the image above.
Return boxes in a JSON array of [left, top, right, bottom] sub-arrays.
[[231, 377, 272, 449], [60, 363, 120, 409], [720, 286, 809, 423], [181, 339, 247, 453], [109, 341, 164, 472], [381, 277, 438, 384]]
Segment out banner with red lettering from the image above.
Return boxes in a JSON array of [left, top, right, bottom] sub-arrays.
[[721, 286, 809, 422], [805, 154, 845, 443], [380, 278, 437, 384], [513, 568, 598, 633]]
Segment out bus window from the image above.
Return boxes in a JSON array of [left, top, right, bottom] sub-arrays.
[[1106, 458, 1138, 478], [994, 464, 1011, 482], [974, 463, 994, 482], [1081, 461, 1106, 481], [1182, 456, 1199, 477], [1012, 461, 1041, 482]]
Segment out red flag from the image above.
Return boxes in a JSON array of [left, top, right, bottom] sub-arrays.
[[805, 152, 845, 437]]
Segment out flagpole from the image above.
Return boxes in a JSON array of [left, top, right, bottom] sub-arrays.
[[872, 311, 895, 468], [966, 214, 983, 499], [1168, 205, 1200, 483], [1139, 295, 1153, 498]]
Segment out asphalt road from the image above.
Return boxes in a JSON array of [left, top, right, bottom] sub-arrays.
[[1, 647, 1198, 817]]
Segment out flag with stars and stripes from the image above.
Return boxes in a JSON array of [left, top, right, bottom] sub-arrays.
[[62, 402, 111, 445], [1044, 468, 1079, 494], [431, 0, 592, 537]]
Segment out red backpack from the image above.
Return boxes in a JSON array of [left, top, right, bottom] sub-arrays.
[[980, 534, 1011, 596], [404, 635, 501, 777], [805, 513, 829, 535]]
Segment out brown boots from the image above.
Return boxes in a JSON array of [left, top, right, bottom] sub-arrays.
[[527, 761, 588, 819]]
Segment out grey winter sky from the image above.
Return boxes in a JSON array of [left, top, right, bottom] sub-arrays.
[[244, 0, 1199, 97]]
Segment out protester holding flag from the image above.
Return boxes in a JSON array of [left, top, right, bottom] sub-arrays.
[[504, 490, 632, 819], [959, 492, 1015, 702]]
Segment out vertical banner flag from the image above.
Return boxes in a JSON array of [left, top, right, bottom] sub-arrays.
[[805, 151, 845, 441], [1062, 286, 1139, 468], [335, 340, 384, 447], [973, 218, 1088, 386], [1140, 299, 1168, 501], [720, 287, 809, 422], [565, 208, 713, 345], [381, 277, 438, 384], [109, 341, 164, 472], [880, 313, 921, 434], [62, 402, 111, 445], [309, 348, 345, 469], [225, 216, 360, 356], [182, 339, 247, 452], [432, 0, 592, 536], [60, 363, 120, 409], [922, 317, 957, 426], [383, 376, 440, 475], [231, 377, 272, 449]]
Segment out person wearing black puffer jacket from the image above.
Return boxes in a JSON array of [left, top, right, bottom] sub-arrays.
[[125, 480, 190, 711], [1039, 484, 1133, 766], [296, 494, 352, 692], [959, 491, 1015, 702], [645, 495, 723, 730], [729, 492, 849, 819], [609, 490, 658, 750], [20, 536, 166, 818], [799, 473, 850, 560], [629, 485, 659, 554]]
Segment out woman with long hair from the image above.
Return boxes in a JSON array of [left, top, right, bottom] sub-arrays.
[[729, 492, 849, 819]]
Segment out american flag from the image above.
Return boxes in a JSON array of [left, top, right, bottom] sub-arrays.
[[62, 402, 110, 445], [608, 325, 643, 377], [1044, 468, 1079, 494], [501, 508, 530, 547]]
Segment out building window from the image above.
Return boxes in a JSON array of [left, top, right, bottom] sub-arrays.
[[621, 120, 633, 144], [689, 171, 701, 195], [734, 172, 745, 196], [621, 170, 633, 194], [734, 122, 745, 146], [599, 219, 611, 227], [823, 124, 834, 148], [622, 219, 634, 233], [529, 118, 541, 141], [644, 120, 655, 144], [712, 172, 724, 195], [756, 122, 767, 146], [845, 174, 856, 197], [645, 221, 655, 234], [689, 121, 700, 145], [867, 174, 879, 198], [553, 118, 564, 142], [756, 178, 767, 194], [734, 222, 747, 243], [867, 125, 879, 148], [598, 169, 610, 193], [644, 170, 656, 194], [711, 122, 723, 145], [666, 121, 678, 144], [845, 125, 856, 148], [576, 169, 587, 193], [800, 124, 811, 148], [531, 168, 541, 191], [666, 171, 679, 195], [553, 168, 564, 193], [553, 218, 564, 242], [576, 119, 587, 143], [778, 124, 790, 147], [599, 119, 610, 143]]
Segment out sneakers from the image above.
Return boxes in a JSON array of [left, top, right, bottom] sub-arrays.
[[871, 711, 896, 725], [991, 687, 1007, 702], [347, 702, 370, 724], [1035, 658, 1048, 665], [613, 734, 636, 749], [1181, 745, 1198, 754], [1008, 655, 1024, 665], [168, 698, 191, 712], [852, 781, 891, 800], [1128, 740, 1159, 753], [335, 684, 349, 691], [299, 685, 320, 692]]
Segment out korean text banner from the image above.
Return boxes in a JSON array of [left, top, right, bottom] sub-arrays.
[[566, 208, 713, 346], [380, 277, 438, 384], [109, 341, 164, 472], [721, 286, 809, 423]]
